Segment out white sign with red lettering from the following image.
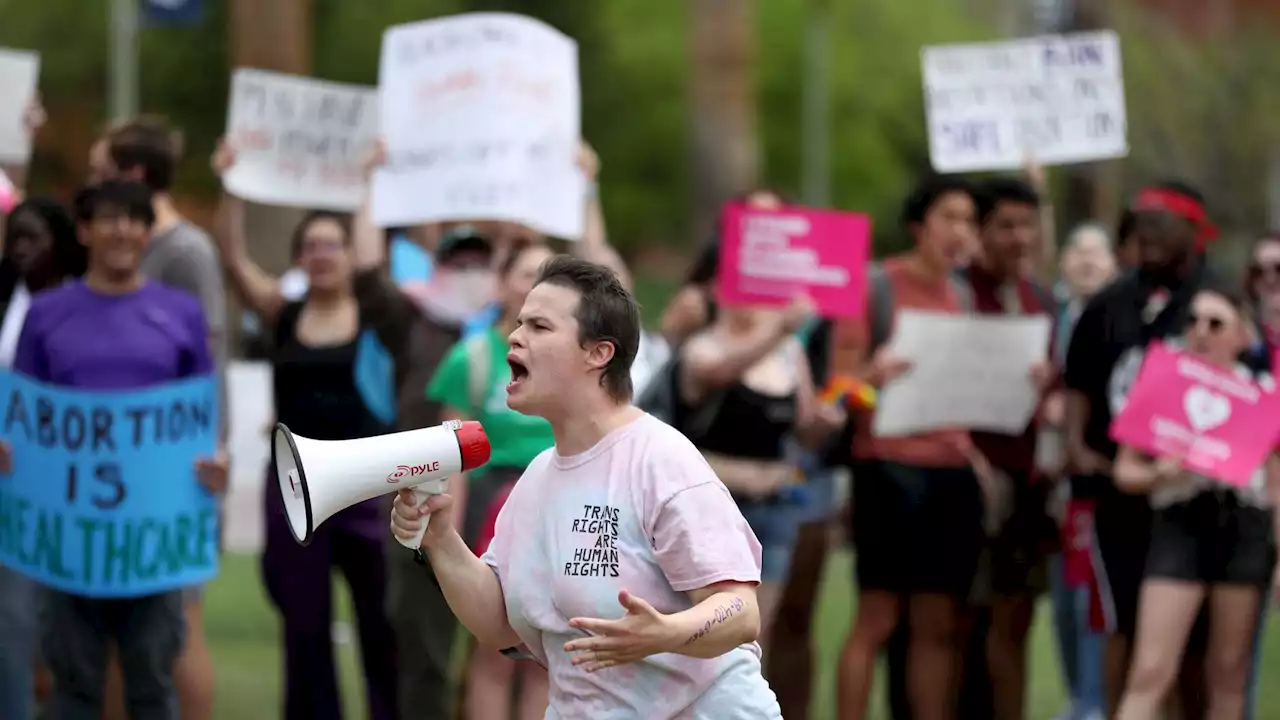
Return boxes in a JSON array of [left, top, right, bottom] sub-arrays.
[[922, 31, 1128, 172], [224, 69, 378, 211], [372, 13, 584, 239]]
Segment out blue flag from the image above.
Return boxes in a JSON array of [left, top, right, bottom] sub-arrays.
[[0, 372, 220, 598]]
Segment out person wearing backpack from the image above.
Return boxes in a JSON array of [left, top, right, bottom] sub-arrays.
[[957, 177, 1059, 720], [425, 240, 557, 720], [830, 174, 995, 720]]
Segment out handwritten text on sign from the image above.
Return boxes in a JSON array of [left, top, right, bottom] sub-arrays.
[[372, 13, 584, 239], [224, 68, 378, 211], [874, 311, 1051, 437], [1109, 344, 1280, 488], [717, 204, 870, 318], [922, 31, 1128, 172], [0, 374, 219, 598]]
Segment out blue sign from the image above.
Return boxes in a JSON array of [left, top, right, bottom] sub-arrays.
[[0, 373, 219, 598], [142, 0, 204, 27]]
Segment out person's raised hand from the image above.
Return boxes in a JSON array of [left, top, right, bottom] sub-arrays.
[[1023, 153, 1046, 191], [390, 487, 456, 550], [780, 295, 816, 335], [210, 138, 237, 177], [576, 140, 600, 183], [363, 138, 387, 179], [22, 96, 46, 138], [564, 589, 677, 672]]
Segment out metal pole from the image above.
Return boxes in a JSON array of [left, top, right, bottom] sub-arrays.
[[800, 0, 831, 207], [109, 0, 140, 121]]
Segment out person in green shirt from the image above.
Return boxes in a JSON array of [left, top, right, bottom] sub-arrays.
[[426, 239, 555, 720]]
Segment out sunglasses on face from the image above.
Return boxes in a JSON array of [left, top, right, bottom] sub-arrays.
[[1250, 261, 1280, 279], [1185, 312, 1228, 334]]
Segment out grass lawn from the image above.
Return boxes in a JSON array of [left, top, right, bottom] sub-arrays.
[[204, 551, 1280, 719]]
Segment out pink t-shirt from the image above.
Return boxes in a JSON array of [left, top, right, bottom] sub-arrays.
[[481, 413, 781, 719]]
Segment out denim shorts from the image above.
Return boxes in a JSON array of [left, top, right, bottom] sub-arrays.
[[736, 495, 803, 584]]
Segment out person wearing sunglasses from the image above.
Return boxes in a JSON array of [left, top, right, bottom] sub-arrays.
[[1110, 284, 1278, 720]]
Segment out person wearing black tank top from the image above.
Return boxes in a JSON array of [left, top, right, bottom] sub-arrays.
[[213, 141, 420, 720], [659, 190, 785, 348], [678, 297, 846, 659]]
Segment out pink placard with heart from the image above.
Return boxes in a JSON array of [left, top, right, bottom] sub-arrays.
[[716, 203, 871, 318], [1109, 343, 1280, 487]]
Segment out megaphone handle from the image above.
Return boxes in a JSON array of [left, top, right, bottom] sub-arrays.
[[395, 486, 435, 552]]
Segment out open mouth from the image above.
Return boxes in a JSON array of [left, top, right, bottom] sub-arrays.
[[507, 354, 529, 388]]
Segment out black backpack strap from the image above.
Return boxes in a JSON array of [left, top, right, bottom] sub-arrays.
[[867, 263, 895, 355]]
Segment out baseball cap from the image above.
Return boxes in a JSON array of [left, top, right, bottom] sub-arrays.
[[437, 225, 494, 265]]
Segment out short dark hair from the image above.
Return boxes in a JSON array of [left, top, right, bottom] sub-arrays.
[[533, 255, 640, 403], [900, 173, 976, 230], [975, 176, 1040, 226], [684, 241, 719, 285], [1196, 279, 1252, 321], [106, 116, 181, 192], [74, 180, 155, 227]]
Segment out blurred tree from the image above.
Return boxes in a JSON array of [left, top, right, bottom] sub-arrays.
[[4, 0, 1280, 261], [689, 0, 759, 243]]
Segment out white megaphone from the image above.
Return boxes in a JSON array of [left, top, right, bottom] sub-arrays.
[[273, 419, 491, 549]]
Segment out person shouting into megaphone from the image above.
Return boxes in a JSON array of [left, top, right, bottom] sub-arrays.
[[390, 255, 782, 718]]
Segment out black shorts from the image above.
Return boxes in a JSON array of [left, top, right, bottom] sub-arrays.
[[989, 474, 1057, 597], [1146, 491, 1277, 588], [1092, 484, 1152, 638], [852, 460, 983, 597]]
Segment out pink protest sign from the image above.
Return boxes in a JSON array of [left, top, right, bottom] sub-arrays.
[[717, 203, 871, 318], [1109, 343, 1280, 487]]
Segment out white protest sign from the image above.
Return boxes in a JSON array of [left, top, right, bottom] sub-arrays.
[[224, 69, 378, 211], [922, 30, 1128, 173], [874, 311, 1051, 437], [0, 49, 39, 165], [373, 13, 584, 239]]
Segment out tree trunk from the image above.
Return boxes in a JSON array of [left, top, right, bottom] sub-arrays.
[[688, 0, 760, 243], [227, 0, 313, 351]]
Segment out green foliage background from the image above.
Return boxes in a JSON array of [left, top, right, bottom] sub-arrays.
[[2, 0, 1279, 257]]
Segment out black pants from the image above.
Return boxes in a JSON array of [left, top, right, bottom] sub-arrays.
[[42, 589, 185, 720]]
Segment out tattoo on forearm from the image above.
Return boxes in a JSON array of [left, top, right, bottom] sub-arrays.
[[684, 596, 746, 645]]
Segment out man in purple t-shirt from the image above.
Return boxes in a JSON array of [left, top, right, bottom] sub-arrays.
[[0, 180, 226, 720]]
